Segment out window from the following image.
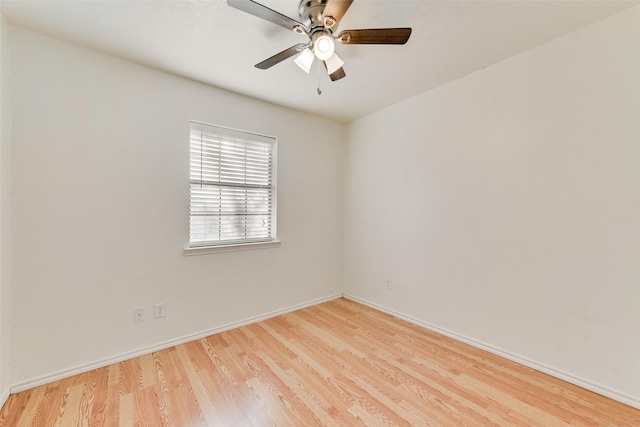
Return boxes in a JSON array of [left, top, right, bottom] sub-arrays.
[[189, 121, 276, 249]]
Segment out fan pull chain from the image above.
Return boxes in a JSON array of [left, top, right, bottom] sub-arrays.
[[316, 59, 322, 95]]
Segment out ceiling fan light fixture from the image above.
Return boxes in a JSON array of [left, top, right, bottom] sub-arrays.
[[227, 0, 413, 83], [294, 48, 315, 73], [313, 33, 335, 61], [324, 52, 344, 75]]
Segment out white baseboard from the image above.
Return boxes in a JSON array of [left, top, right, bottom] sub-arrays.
[[11, 293, 342, 394], [11, 292, 639, 411], [343, 293, 640, 410], [0, 385, 10, 410]]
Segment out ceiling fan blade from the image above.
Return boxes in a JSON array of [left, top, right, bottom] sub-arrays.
[[228, 0, 304, 32], [323, 0, 354, 28], [337, 28, 412, 45], [329, 67, 346, 82], [255, 43, 308, 69], [322, 60, 346, 82]]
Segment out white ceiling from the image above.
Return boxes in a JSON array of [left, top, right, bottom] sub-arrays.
[[1, 0, 637, 123]]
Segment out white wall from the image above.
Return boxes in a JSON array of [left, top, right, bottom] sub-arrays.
[[344, 6, 640, 406], [9, 28, 344, 387], [0, 13, 13, 403]]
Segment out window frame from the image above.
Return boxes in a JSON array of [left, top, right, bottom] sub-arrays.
[[184, 121, 279, 255]]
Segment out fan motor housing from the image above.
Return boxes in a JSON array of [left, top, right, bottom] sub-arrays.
[[298, 0, 328, 30]]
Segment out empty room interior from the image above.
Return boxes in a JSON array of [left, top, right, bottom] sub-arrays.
[[0, 0, 639, 425]]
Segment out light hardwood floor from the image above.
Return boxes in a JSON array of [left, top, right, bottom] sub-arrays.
[[1, 298, 638, 426]]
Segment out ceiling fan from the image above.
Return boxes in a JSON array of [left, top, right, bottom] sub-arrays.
[[227, 0, 412, 82]]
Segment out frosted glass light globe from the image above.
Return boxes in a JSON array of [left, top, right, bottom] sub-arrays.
[[314, 34, 335, 61]]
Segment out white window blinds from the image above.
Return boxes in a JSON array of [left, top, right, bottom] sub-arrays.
[[189, 121, 276, 247]]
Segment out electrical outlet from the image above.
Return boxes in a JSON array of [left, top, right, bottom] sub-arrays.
[[154, 303, 166, 319], [134, 307, 144, 323], [386, 280, 392, 290]]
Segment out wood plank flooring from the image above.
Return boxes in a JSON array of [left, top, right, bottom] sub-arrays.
[[1, 298, 638, 426]]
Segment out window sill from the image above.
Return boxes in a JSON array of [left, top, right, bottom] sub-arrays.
[[183, 240, 282, 256]]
